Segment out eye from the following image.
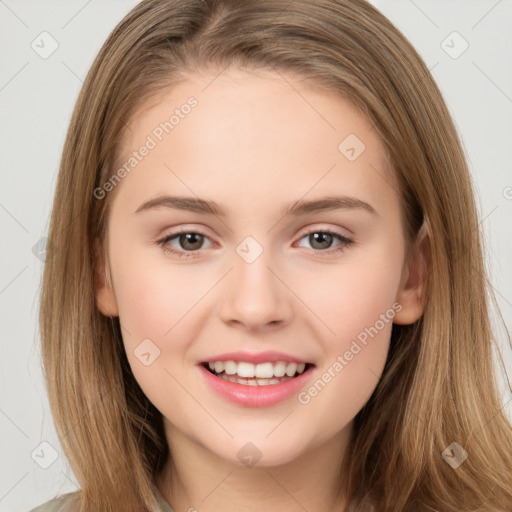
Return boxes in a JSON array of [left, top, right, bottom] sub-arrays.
[[157, 227, 354, 258], [296, 228, 354, 255], [157, 228, 214, 258]]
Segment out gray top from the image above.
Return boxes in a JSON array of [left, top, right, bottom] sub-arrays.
[[30, 485, 175, 512]]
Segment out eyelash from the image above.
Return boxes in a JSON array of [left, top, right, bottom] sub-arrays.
[[157, 227, 354, 258]]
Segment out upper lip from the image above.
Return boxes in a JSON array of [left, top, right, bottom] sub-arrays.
[[200, 350, 312, 365]]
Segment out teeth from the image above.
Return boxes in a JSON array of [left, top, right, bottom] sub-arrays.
[[273, 361, 286, 377], [255, 362, 274, 378], [219, 373, 294, 385], [237, 361, 256, 378], [285, 362, 297, 376], [206, 360, 308, 379], [224, 360, 237, 375]]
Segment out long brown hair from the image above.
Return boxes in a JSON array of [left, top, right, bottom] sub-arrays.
[[39, 0, 512, 510]]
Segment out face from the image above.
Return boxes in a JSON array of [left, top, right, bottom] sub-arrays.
[[95, 68, 425, 468]]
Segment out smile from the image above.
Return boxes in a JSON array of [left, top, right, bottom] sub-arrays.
[[203, 360, 310, 385], [198, 360, 316, 407]]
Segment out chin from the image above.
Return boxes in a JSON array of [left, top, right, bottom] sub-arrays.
[[209, 436, 308, 469]]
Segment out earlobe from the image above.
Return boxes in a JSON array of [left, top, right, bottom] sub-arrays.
[[393, 223, 430, 325], [93, 237, 119, 317]]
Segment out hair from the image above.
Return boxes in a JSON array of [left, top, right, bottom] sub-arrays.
[[39, 0, 512, 510]]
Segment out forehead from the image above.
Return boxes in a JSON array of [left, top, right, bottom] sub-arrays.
[[122, 67, 383, 155], [112, 68, 397, 215]]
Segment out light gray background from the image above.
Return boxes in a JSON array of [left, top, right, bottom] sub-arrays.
[[1, 1, 511, 511]]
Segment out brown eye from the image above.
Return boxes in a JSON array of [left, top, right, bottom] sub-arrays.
[[308, 232, 334, 250], [157, 230, 214, 257], [296, 229, 354, 256], [176, 232, 205, 251]]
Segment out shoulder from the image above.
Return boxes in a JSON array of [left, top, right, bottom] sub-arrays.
[[30, 492, 79, 512], [30, 487, 174, 512]]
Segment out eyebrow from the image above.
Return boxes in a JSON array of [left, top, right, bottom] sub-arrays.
[[134, 194, 378, 217]]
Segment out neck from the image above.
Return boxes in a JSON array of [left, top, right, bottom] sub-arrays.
[[156, 421, 353, 512]]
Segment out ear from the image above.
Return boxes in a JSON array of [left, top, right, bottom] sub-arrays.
[[393, 222, 430, 325], [93, 237, 119, 317]]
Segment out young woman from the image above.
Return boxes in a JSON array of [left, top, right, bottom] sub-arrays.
[[34, 0, 512, 510]]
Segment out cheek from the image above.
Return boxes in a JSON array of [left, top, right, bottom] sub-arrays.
[[294, 247, 401, 417], [304, 247, 402, 344], [110, 250, 204, 407], [111, 245, 204, 341], [297, 295, 393, 440]]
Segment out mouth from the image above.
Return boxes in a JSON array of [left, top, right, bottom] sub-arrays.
[[201, 361, 315, 386]]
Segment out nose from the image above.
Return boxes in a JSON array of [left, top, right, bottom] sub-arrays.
[[218, 246, 293, 331]]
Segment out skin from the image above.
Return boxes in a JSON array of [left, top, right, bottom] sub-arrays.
[[94, 68, 428, 512]]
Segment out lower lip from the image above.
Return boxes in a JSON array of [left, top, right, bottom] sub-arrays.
[[197, 364, 315, 408]]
